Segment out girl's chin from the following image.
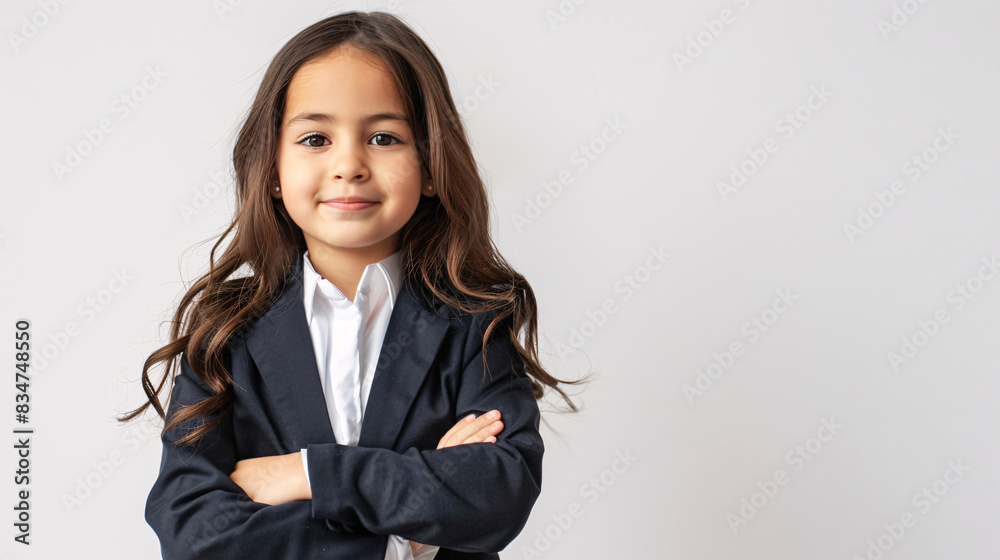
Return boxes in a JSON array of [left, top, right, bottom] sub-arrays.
[[306, 239, 395, 253]]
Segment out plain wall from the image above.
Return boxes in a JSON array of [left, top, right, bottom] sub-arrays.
[[2, 0, 998, 558]]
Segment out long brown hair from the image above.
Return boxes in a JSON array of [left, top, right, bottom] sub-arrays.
[[118, 11, 586, 446]]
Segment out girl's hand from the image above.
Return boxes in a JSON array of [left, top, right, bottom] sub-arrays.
[[229, 452, 310, 506], [228, 411, 504, 510], [437, 409, 504, 449], [410, 410, 504, 556]]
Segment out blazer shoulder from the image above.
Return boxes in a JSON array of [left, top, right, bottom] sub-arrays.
[[415, 284, 512, 335], [434, 300, 517, 359], [227, 274, 299, 343], [405, 274, 511, 318]]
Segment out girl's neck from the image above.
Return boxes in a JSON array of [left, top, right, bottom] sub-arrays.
[[305, 243, 399, 303]]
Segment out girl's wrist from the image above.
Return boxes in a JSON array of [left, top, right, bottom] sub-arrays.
[[290, 451, 312, 501]]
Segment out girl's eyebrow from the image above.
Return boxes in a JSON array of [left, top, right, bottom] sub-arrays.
[[284, 111, 408, 128]]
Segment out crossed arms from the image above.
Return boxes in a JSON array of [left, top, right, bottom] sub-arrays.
[[144, 315, 543, 560]]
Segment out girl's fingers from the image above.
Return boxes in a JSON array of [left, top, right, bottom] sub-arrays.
[[460, 420, 502, 445], [451, 410, 501, 444], [437, 413, 476, 447], [437, 410, 503, 449]]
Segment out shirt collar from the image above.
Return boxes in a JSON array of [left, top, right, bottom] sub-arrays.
[[301, 249, 404, 325]]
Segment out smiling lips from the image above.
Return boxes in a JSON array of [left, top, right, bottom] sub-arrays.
[[322, 196, 378, 211]]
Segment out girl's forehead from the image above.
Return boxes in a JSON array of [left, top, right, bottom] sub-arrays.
[[285, 48, 403, 112]]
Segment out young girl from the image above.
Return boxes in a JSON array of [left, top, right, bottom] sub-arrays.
[[119, 11, 580, 560]]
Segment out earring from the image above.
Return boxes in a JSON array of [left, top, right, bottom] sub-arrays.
[[274, 186, 280, 192]]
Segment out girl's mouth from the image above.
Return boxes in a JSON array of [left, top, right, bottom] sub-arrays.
[[323, 197, 378, 211], [323, 201, 378, 211]]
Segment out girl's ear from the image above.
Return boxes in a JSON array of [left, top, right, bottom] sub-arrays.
[[271, 184, 282, 199], [421, 165, 435, 197]]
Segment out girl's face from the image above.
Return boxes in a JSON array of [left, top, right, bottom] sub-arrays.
[[276, 46, 431, 263]]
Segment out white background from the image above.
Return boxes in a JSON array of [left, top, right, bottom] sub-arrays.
[[2, 0, 999, 558]]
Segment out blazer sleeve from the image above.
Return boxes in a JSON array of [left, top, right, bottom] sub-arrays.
[[144, 351, 383, 560], [305, 311, 545, 554]]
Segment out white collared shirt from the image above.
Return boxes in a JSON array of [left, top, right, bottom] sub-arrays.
[[299, 249, 439, 560]]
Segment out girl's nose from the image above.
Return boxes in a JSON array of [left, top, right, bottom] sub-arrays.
[[328, 142, 369, 182]]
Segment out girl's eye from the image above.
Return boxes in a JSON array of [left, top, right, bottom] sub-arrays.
[[295, 133, 401, 149], [371, 132, 401, 147], [297, 134, 328, 148]]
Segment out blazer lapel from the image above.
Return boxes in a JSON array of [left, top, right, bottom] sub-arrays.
[[357, 277, 449, 450], [241, 254, 333, 449], [243, 251, 450, 452]]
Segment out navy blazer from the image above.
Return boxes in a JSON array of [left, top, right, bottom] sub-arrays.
[[145, 252, 543, 559]]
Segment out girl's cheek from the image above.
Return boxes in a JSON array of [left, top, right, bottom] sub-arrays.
[[281, 164, 320, 188], [385, 153, 422, 185]]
